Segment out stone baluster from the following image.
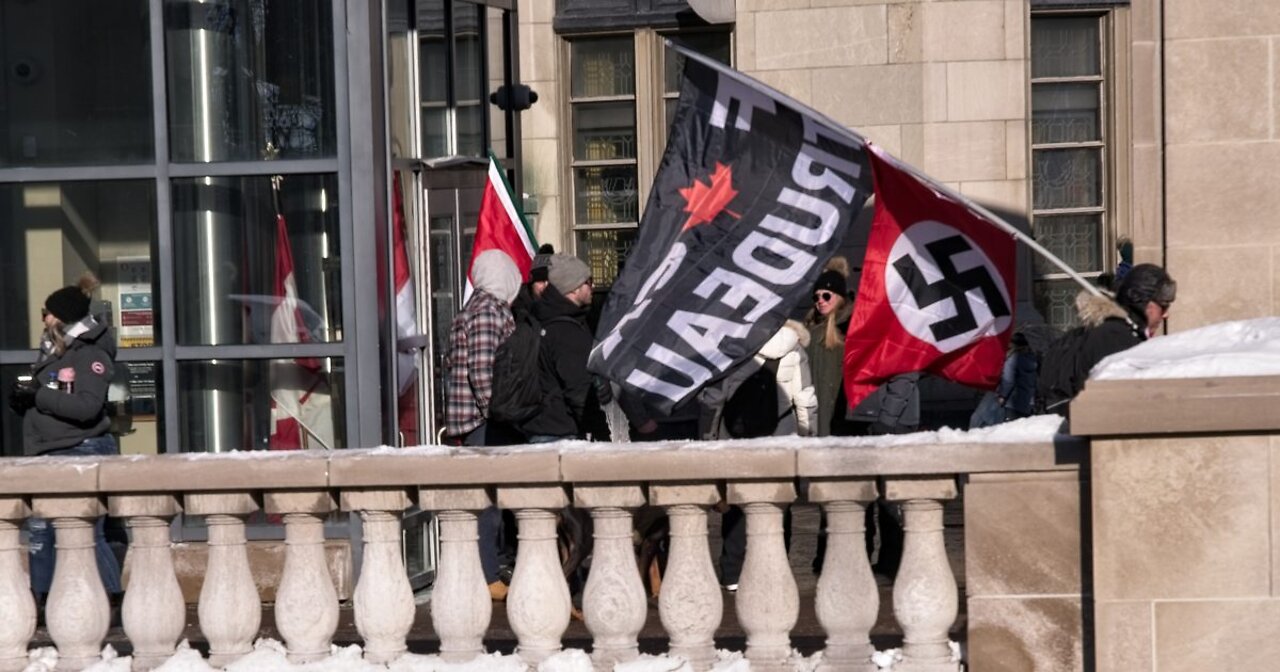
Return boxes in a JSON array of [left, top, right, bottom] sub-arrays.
[[266, 491, 340, 664], [650, 484, 723, 672], [810, 480, 880, 672], [885, 478, 960, 672], [730, 481, 799, 672], [185, 493, 262, 667], [32, 496, 110, 671], [498, 486, 572, 666], [576, 485, 648, 668], [0, 498, 34, 672], [419, 488, 494, 663], [109, 495, 185, 671], [342, 489, 415, 664]]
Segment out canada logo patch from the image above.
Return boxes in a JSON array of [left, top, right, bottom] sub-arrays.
[[91, 361, 106, 375]]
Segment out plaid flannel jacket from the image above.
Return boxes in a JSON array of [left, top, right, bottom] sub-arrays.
[[444, 289, 515, 438]]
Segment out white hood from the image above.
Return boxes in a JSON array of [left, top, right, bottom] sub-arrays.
[[471, 249, 521, 304]]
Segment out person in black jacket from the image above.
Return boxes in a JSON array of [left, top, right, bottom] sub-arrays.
[[10, 274, 123, 600], [1038, 263, 1177, 416], [520, 254, 606, 442]]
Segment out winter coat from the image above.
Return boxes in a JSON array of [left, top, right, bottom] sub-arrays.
[[847, 372, 921, 433], [805, 303, 852, 437], [443, 250, 520, 437], [24, 318, 116, 456], [520, 286, 600, 439], [1038, 291, 1147, 416], [703, 320, 819, 439]]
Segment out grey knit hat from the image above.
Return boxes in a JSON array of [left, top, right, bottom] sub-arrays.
[[547, 254, 591, 295]]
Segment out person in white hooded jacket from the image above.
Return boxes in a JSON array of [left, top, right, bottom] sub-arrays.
[[703, 319, 819, 439]]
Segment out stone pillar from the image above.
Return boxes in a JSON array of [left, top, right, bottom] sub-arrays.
[[650, 484, 723, 672], [576, 485, 648, 668], [342, 489, 415, 664], [498, 486, 572, 665], [110, 495, 185, 671], [266, 491, 340, 664], [419, 488, 495, 663], [0, 498, 34, 672], [885, 478, 960, 672], [728, 480, 799, 672], [33, 496, 110, 671], [809, 480, 880, 672], [186, 493, 262, 667]]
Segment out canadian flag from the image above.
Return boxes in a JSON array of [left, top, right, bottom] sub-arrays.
[[843, 145, 1016, 409], [463, 153, 537, 302], [269, 212, 335, 450]]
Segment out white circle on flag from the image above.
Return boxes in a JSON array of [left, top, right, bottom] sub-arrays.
[[883, 220, 1012, 354]]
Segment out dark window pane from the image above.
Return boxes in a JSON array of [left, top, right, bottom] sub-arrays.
[[171, 174, 341, 346], [664, 32, 732, 94], [576, 228, 637, 291], [0, 181, 159, 350], [1032, 148, 1101, 210], [572, 37, 635, 98], [1034, 278, 1091, 330], [0, 1, 154, 166], [1033, 214, 1102, 276], [165, 0, 337, 162], [454, 1, 484, 103], [457, 103, 485, 158], [1031, 16, 1100, 79], [572, 102, 637, 161], [574, 166, 638, 225], [1032, 83, 1101, 144], [178, 357, 344, 452]]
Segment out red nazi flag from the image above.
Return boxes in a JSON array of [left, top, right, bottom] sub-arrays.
[[843, 146, 1016, 410]]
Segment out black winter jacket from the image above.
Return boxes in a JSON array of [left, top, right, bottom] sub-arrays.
[[520, 287, 598, 438], [1038, 292, 1147, 416], [24, 318, 117, 455]]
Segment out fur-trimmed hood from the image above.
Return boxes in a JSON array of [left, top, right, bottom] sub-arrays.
[[1075, 290, 1137, 329], [758, 319, 810, 360]]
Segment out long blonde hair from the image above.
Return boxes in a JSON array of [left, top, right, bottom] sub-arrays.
[[46, 272, 99, 356], [804, 257, 850, 350]]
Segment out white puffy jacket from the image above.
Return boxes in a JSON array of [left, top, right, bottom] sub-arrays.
[[754, 320, 819, 436]]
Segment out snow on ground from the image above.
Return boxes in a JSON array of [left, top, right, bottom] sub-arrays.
[[1092, 317, 1280, 381], [23, 640, 946, 672]]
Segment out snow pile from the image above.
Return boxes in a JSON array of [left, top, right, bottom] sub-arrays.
[[22, 641, 957, 671], [1092, 317, 1280, 381]]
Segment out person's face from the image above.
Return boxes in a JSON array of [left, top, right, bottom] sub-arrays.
[[570, 278, 594, 306], [532, 279, 549, 298], [813, 290, 843, 316], [1144, 298, 1171, 335], [41, 307, 58, 330]]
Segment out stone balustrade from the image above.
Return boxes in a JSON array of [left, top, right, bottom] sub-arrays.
[[0, 432, 1086, 671]]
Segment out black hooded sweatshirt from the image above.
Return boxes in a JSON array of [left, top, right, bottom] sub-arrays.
[[520, 286, 597, 438], [24, 318, 116, 455]]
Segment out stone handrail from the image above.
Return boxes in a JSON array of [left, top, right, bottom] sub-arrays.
[[0, 427, 1085, 671]]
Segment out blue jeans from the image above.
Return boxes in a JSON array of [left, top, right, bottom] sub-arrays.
[[28, 435, 124, 596]]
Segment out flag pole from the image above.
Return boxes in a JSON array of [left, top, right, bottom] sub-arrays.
[[667, 42, 1108, 300]]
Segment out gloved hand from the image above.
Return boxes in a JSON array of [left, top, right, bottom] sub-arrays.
[[9, 376, 38, 415]]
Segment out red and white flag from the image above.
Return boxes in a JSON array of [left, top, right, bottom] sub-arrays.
[[270, 213, 335, 450], [463, 153, 537, 302], [393, 172, 418, 395], [843, 145, 1016, 409]]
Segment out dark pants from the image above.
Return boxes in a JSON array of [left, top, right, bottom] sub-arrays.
[[28, 435, 124, 595]]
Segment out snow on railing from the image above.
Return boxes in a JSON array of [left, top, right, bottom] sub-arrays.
[[0, 417, 1077, 672]]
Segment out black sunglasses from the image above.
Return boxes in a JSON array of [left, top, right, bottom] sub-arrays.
[[814, 290, 836, 302]]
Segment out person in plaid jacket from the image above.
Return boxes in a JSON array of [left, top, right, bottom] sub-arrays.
[[445, 249, 521, 445]]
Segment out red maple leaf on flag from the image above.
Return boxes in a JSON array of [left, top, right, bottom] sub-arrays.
[[679, 162, 740, 231]]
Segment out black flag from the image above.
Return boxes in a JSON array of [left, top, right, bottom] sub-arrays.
[[588, 45, 874, 414]]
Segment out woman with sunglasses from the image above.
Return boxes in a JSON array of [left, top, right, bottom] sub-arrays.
[[803, 257, 854, 436], [9, 273, 123, 605]]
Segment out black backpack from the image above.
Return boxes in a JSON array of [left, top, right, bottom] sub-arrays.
[[1035, 325, 1089, 416], [721, 358, 786, 438], [488, 314, 574, 424]]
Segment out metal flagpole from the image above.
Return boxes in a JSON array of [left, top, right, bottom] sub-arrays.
[[667, 42, 1108, 300]]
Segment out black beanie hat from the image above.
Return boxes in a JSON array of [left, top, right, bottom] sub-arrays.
[[530, 243, 554, 283], [813, 269, 848, 298], [45, 285, 91, 323], [1116, 263, 1176, 313]]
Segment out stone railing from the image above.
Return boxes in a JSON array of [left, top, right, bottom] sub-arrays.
[[0, 424, 1085, 672]]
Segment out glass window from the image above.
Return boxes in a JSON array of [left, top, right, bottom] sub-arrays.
[[0, 0, 154, 166], [178, 358, 344, 452], [1030, 14, 1107, 329], [171, 174, 341, 346], [165, 0, 338, 162], [418, 0, 488, 159], [0, 181, 159, 350]]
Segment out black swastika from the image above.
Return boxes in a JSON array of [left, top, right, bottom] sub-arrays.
[[892, 234, 1011, 342]]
